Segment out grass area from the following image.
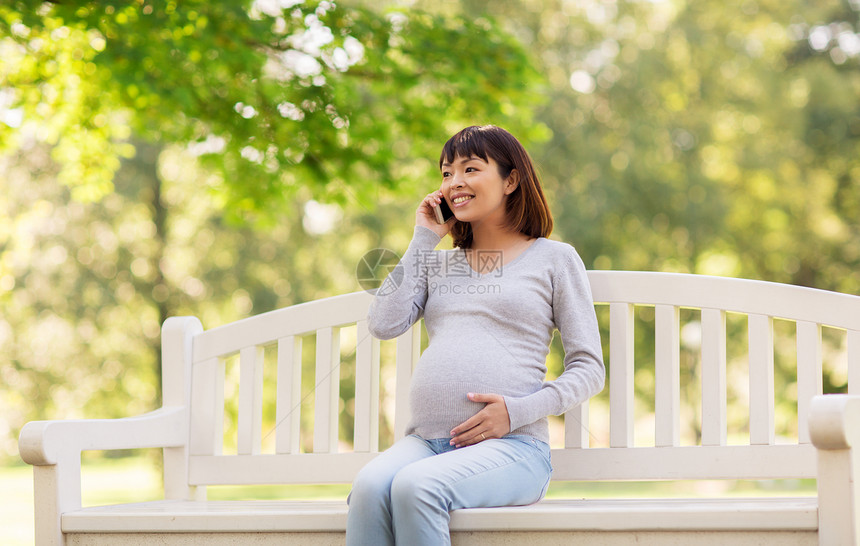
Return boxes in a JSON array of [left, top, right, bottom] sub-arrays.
[[1, 455, 165, 546], [2, 454, 817, 545]]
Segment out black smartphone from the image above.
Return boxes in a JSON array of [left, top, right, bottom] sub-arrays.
[[434, 198, 454, 224]]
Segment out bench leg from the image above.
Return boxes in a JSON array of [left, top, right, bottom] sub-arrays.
[[810, 394, 860, 545], [33, 452, 81, 546]]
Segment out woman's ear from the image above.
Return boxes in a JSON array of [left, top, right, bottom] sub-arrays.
[[504, 169, 520, 195]]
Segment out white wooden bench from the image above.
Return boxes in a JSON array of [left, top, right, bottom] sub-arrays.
[[18, 271, 860, 545]]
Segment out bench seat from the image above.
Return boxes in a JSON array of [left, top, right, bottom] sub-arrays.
[[63, 497, 818, 536]]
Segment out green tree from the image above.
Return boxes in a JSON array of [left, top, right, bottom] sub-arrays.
[[0, 1, 545, 222], [0, 1, 549, 458]]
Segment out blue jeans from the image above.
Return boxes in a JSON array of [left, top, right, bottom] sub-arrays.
[[345, 434, 552, 546]]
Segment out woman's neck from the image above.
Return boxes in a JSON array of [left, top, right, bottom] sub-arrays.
[[468, 221, 531, 251]]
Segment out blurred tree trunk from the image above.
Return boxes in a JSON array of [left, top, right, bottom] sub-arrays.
[[125, 141, 172, 405]]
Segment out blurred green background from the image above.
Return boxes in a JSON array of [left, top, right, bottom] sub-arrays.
[[1, 0, 858, 543]]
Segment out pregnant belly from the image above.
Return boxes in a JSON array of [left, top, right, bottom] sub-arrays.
[[408, 380, 491, 438]]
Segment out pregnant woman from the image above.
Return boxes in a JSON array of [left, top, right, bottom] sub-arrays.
[[346, 125, 605, 545]]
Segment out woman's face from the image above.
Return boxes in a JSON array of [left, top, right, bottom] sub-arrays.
[[440, 154, 517, 227]]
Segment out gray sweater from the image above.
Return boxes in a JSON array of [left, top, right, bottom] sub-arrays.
[[367, 225, 605, 444]]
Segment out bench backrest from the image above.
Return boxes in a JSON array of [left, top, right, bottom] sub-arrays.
[[175, 271, 860, 490]]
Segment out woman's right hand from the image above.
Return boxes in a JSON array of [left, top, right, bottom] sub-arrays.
[[416, 189, 455, 239]]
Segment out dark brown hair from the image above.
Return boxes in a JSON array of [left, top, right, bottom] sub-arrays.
[[439, 125, 553, 249]]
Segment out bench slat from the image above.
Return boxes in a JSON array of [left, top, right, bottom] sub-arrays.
[[450, 497, 818, 532], [850, 329, 860, 395], [394, 325, 420, 442], [588, 271, 860, 330], [238, 346, 264, 455], [655, 304, 680, 447], [564, 401, 589, 448], [313, 327, 340, 454], [193, 292, 373, 363], [748, 314, 775, 445], [190, 357, 224, 456], [275, 335, 302, 454], [609, 303, 634, 448], [549, 444, 817, 481], [186, 444, 817, 486], [190, 453, 376, 485], [796, 321, 823, 444], [354, 320, 380, 453], [701, 309, 727, 447]]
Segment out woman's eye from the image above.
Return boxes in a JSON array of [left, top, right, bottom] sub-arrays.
[[465, 167, 476, 173], [442, 171, 451, 178]]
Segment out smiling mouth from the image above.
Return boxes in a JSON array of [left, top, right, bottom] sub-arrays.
[[452, 195, 474, 204]]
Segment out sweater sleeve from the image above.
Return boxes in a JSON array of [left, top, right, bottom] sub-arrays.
[[366, 225, 442, 340], [504, 247, 605, 432]]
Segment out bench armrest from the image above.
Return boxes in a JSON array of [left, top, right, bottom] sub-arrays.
[[19, 315, 200, 546], [18, 407, 188, 546], [808, 394, 860, 449], [809, 394, 860, 545], [19, 406, 187, 466]]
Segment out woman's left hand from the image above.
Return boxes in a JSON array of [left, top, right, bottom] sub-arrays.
[[449, 393, 511, 448]]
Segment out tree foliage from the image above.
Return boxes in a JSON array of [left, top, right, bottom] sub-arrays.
[[428, 0, 860, 297], [0, 0, 547, 458], [3, 0, 860, 458], [0, 0, 545, 223]]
